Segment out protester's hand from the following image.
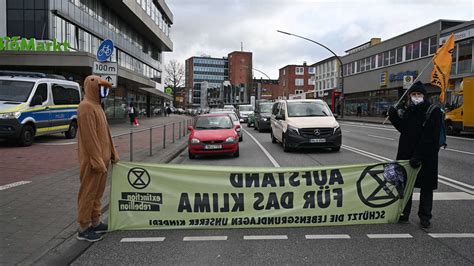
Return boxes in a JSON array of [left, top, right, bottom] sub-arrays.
[[409, 158, 421, 168], [388, 106, 398, 117]]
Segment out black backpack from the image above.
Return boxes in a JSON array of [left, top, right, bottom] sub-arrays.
[[423, 103, 447, 149]]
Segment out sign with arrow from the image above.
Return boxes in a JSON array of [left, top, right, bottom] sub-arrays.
[[99, 74, 117, 88], [93, 61, 118, 88]]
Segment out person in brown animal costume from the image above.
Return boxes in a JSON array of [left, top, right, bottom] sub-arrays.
[[76, 75, 119, 242]]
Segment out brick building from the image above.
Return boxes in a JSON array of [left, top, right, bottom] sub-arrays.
[[278, 62, 316, 99]]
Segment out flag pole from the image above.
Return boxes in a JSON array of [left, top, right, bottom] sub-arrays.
[[382, 56, 435, 124]]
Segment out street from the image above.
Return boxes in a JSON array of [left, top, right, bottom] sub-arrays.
[[71, 121, 474, 264]]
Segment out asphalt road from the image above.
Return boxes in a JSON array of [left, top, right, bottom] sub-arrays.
[[73, 121, 474, 264]]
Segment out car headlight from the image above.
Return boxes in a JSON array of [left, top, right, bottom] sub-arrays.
[[287, 125, 299, 135], [333, 126, 341, 134], [262, 118, 268, 121], [0, 112, 21, 119], [190, 138, 200, 144], [225, 136, 235, 143]]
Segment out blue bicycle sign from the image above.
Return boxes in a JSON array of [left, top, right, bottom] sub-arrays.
[[97, 39, 114, 62]]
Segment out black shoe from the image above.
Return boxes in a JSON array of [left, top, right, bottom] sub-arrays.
[[92, 222, 108, 234], [77, 227, 104, 242], [420, 220, 431, 229]]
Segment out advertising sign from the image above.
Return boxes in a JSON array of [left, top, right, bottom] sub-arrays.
[[109, 161, 418, 231]]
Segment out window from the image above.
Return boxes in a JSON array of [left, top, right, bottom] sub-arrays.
[[389, 49, 396, 65], [377, 53, 383, 68], [406, 43, 413, 60], [421, 38, 429, 57], [308, 78, 315, 85], [458, 39, 473, 74], [371, 55, 377, 69], [308, 67, 316, 74], [295, 90, 304, 94], [295, 79, 304, 86], [295, 67, 304, 75], [412, 41, 420, 59], [383, 51, 389, 66], [396, 47, 403, 63], [357, 59, 363, 72], [33, 83, 48, 103], [52, 85, 80, 105], [429, 36, 437, 54]]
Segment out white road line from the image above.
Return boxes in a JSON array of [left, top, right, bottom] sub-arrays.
[[413, 192, 474, 201], [183, 236, 227, 241], [0, 181, 32, 191], [244, 235, 288, 240], [368, 134, 395, 141], [443, 148, 474, 156], [429, 233, 474, 238], [242, 128, 280, 167], [305, 234, 351, 239], [120, 237, 165, 242], [340, 123, 397, 132], [342, 144, 474, 194], [367, 234, 413, 239], [36, 142, 77, 145]]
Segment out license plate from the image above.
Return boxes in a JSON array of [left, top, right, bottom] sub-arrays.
[[204, 144, 222, 149], [310, 138, 326, 143]]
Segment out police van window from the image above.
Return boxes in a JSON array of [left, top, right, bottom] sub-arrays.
[[0, 80, 35, 102], [33, 83, 48, 103], [52, 84, 80, 105]]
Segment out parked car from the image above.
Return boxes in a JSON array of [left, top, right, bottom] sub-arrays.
[[270, 99, 341, 152], [209, 109, 242, 141], [237, 104, 254, 123], [0, 74, 81, 146], [187, 114, 240, 159], [254, 101, 274, 132]]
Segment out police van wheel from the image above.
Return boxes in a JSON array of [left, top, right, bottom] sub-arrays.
[[65, 121, 78, 139], [19, 125, 35, 147]]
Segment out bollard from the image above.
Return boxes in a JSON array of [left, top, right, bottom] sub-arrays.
[[163, 125, 166, 149], [149, 127, 153, 156], [130, 129, 133, 162], [179, 121, 182, 140], [172, 122, 175, 143]]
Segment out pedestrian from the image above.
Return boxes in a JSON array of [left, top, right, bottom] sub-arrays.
[[77, 75, 120, 241], [356, 105, 362, 117], [388, 81, 441, 228], [166, 106, 172, 116], [128, 103, 136, 126]]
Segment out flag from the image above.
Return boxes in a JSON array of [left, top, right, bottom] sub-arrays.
[[431, 34, 455, 103]]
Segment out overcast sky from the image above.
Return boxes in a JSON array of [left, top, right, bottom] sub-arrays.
[[165, 0, 473, 79]]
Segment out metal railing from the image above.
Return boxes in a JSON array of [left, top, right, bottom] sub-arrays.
[[111, 117, 193, 162]]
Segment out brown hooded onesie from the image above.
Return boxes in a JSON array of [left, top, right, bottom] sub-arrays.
[[77, 75, 119, 230]]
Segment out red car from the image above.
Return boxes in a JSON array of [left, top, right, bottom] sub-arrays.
[[188, 114, 240, 159]]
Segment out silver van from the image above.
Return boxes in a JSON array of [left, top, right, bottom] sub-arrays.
[[270, 99, 341, 152], [0, 74, 81, 146]]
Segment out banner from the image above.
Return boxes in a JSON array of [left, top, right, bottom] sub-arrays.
[[431, 33, 455, 103], [109, 161, 419, 231]]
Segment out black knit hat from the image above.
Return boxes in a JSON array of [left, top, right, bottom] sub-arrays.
[[408, 81, 427, 95]]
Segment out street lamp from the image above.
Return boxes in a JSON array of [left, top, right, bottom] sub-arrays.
[[276, 30, 345, 118]]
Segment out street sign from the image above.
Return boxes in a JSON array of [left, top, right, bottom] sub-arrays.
[[93, 61, 118, 75], [403, 75, 414, 89], [165, 87, 173, 95], [97, 39, 114, 62], [99, 74, 117, 88]]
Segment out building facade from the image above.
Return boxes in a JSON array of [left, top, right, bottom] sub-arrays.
[[341, 20, 473, 117], [278, 63, 315, 99], [312, 56, 341, 112], [1, 0, 173, 120], [252, 78, 280, 100]]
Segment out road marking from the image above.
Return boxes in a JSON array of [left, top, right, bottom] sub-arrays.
[[0, 181, 32, 191], [183, 236, 227, 241], [413, 192, 474, 200], [244, 235, 288, 240], [36, 142, 77, 145], [367, 234, 413, 239], [342, 144, 474, 195], [242, 128, 280, 167], [305, 234, 351, 239], [120, 237, 165, 242], [429, 233, 474, 238], [368, 134, 395, 141], [443, 148, 474, 155]]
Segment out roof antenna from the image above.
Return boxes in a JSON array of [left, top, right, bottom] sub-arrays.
[[241, 41, 243, 51]]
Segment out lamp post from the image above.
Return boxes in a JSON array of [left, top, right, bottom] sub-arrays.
[[277, 30, 345, 118]]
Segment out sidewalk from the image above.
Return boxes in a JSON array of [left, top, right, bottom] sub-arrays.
[[0, 114, 192, 265]]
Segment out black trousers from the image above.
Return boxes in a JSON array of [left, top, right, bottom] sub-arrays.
[[402, 188, 433, 221]]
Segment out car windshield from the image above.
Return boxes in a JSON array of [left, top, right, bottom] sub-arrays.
[[287, 102, 332, 117], [239, 105, 253, 111], [0, 80, 35, 102], [259, 103, 273, 113], [227, 113, 238, 122], [195, 116, 233, 129]]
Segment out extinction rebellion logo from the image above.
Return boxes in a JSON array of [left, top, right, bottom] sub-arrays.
[[357, 163, 407, 208], [118, 167, 162, 212]]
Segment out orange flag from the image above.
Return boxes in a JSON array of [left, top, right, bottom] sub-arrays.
[[431, 34, 455, 103]]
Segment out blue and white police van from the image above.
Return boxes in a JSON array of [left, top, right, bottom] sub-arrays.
[[0, 72, 81, 146]]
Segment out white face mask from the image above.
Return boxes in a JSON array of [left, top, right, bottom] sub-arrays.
[[411, 95, 424, 105]]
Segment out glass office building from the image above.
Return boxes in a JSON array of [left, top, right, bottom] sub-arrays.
[[0, 0, 174, 120]]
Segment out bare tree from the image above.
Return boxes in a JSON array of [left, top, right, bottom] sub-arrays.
[[164, 59, 185, 107]]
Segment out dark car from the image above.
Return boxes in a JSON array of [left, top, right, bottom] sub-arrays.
[[254, 102, 274, 132]]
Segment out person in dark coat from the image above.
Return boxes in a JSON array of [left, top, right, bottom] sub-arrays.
[[128, 103, 136, 125], [388, 81, 441, 228]]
